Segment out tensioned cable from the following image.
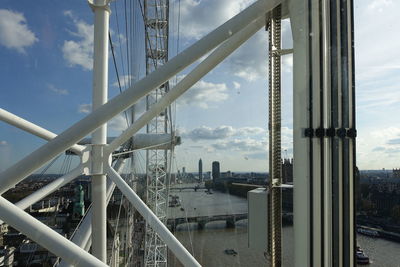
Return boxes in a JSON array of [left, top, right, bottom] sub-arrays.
[[109, 32, 130, 128], [137, 0, 159, 69], [172, 0, 181, 132], [124, 0, 131, 88], [113, 0, 128, 87]]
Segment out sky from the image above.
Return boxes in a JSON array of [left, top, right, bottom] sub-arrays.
[[0, 0, 399, 174]]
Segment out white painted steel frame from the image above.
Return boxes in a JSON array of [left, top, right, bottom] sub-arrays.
[[289, 1, 313, 266], [0, 108, 85, 154], [0, 0, 281, 195], [0, 196, 107, 267], [0, 0, 281, 265], [90, 0, 110, 262], [59, 159, 126, 267], [105, 15, 268, 155], [289, 1, 356, 266], [106, 165, 200, 267]]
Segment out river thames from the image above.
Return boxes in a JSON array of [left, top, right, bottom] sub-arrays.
[[167, 185, 400, 267]]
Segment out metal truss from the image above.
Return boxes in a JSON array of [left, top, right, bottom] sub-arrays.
[[144, 0, 170, 266]]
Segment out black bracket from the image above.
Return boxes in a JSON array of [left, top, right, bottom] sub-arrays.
[[304, 127, 357, 139]]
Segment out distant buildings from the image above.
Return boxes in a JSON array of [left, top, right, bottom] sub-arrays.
[[393, 168, 400, 178], [199, 159, 203, 182], [212, 161, 220, 183]]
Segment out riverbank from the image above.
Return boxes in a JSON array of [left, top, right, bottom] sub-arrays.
[[168, 185, 400, 266]]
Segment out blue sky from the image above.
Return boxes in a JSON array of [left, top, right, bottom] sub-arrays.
[[0, 0, 399, 173]]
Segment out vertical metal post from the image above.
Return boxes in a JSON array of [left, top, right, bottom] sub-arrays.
[[289, 1, 356, 266], [268, 5, 282, 267], [90, 0, 110, 262]]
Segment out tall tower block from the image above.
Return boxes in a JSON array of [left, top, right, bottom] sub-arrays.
[[199, 159, 203, 182], [212, 161, 220, 183]]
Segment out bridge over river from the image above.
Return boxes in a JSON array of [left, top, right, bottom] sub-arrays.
[[167, 213, 248, 231], [169, 185, 207, 191]]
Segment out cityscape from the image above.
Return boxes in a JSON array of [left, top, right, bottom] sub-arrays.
[[1, 157, 400, 266]]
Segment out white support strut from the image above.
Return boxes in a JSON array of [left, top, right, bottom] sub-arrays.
[[58, 159, 125, 267], [106, 165, 201, 267], [0, 196, 108, 267], [15, 166, 83, 211], [90, 0, 110, 262], [0, 0, 281, 195], [0, 108, 84, 155], [106, 15, 267, 154]]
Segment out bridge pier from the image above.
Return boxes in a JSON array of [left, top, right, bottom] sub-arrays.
[[226, 219, 235, 228], [198, 221, 206, 230]]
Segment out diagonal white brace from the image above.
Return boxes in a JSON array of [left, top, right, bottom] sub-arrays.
[[0, 196, 108, 267], [0, 108, 85, 155], [106, 15, 267, 153], [106, 165, 201, 267], [0, 0, 282, 195], [58, 158, 125, 267], [15, 166, 83, 211]]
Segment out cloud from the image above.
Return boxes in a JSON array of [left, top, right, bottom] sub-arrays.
[[173, 0, 255, 40], [62, 11, 93, 70], [178, 80, 229, 108], [225, 30, 267, 81], [183, 125, 265, 141], [0, 141, 7, 146], [184, 126, 235, 140], [171, 0, 270, 81], [355, 1, 400, 112], [78, 103, 92, 114], [245, 151, 267, 160], [108, 113, 129, 132], [112, 75, 133, 89], [212, 138, 266, 151], [387, 138, 400, 145], [224, 20, 292, 81], [233, 81, 241, 89], [0, 9, 38, 53], [47, 84, 69, 95], [372, 146, 386, 152], [357, 127, 400, 169], [367, 0, 393, 12]]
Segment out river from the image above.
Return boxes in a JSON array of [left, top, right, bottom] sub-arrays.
[[167, 184, 400, 267]]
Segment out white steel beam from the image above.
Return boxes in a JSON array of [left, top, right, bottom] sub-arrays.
[[289, 1, 312, 266], [0, 0, 281, 195], [0, 196, 107, 267], [0, 166, 83, 225], [90, 0, 110, 262], [290, 1, 356, 266], [58, 159, 125, 267], [15, 166, 83, 211], [106, 15, 267, 154], [106, 165, 201, 267], [0, 108, 84, 155], [79, 133, 180, 150]]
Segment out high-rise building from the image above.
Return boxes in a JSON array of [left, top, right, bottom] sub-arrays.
[[212, 161, 220, 183], [198, 159, 203, 182]]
